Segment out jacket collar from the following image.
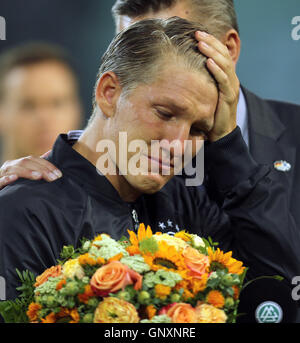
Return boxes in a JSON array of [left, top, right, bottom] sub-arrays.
[[242, 86, 286, 144], [47, 134, 125, 204]]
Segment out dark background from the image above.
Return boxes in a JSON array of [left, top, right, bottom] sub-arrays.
[[0, 0, 299, 127]]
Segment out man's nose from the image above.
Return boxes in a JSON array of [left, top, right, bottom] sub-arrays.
[[161, 124, 190, 156]]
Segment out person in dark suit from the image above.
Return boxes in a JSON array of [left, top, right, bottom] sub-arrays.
[[243, 88, 299, 225], [0, 0, 299, 229]]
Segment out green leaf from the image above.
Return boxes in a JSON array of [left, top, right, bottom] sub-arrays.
[[118, 236, 131, 248], [0, 269, 36, 323]]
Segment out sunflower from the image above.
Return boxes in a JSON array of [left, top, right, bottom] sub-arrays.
[[207, 248, 245, 275], [127, 224, 153, 255], [142, 241, 187, 278]]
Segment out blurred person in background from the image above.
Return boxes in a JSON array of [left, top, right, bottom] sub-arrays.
[[0, 43, 82, 164]]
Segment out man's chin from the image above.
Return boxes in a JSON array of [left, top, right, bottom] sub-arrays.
[[129, 173, 171, 194]]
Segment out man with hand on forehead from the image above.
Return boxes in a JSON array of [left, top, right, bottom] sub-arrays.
[[0, 17, 299, 301], [1, 0, 300, 230]]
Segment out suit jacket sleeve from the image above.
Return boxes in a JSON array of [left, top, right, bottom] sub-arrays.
[[201, 127, 300, 283]]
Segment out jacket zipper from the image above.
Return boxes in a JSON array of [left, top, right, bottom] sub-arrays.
[[131, 207, 140, 231]]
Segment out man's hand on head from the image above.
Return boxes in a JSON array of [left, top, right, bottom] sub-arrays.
[[0, 152, 62, 190], [195, 31, 240, 142]]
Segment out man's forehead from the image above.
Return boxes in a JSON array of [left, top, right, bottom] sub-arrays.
[[116, 1, 192, 32], [134, 64, 217, 128]]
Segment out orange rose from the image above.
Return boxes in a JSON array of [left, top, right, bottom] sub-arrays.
[[34, 265, 62, 287], [94, 297, 140, 323], [183, 246, 209, 278], [166, 303, 197, 323], [90, 261, 142, 297]]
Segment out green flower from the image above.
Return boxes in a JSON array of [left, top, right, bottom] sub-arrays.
[[141, 315, 172, 323], [138, 291, 151, 305], [144, 270, 182, 288], [34, 276, 63, 296], [82, 313, 94, 323], [120, 255, 150, 274], [89, 235, 129, 260]]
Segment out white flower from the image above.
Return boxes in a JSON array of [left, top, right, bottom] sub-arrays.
[[82, 240, 91, 252], [208, 272, 218, 280], [191, 235, 205, 248]]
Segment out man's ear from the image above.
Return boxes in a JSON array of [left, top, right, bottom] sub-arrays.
[[221, 29, 241, 68], [95, 72, 122, 118]]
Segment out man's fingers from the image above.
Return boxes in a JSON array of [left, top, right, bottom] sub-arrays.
[[0, 175, 18, 190], [0, 156, 62, 183], [196, 31, 229, 57], [1, 165, 51, 182], [206, 58, 230, 91], [23, 156, 62, 179], [197, 40, 234, 77], [196, 34, 240, 100]]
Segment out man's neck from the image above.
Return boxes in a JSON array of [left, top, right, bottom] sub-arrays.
[[72, 117, 141, 203]]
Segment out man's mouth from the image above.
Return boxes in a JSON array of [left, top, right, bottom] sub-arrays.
[[145, 155, 175, 171]]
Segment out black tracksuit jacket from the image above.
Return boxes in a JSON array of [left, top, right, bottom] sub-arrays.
[[0, 127, 299, 300]]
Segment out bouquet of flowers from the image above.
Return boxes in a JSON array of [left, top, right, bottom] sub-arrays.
[[0, 224, 247, 323]]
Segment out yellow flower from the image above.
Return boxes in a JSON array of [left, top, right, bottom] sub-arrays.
[[128, 224, 153, 245], [190, 273, 208, 293], [27, 302, 42, 322], [206, 290, 225, 309], [174, 280, 195, 300], [126, 224, 153, 255], [195, 304, 227, 323], [93, 297, 140, 323], [62, 258, 85, 279], [69, 309, 80, 323], [232, 285, 240, 300], [108, 253, 124, 263], [155, 284, 171, 300], [174, 231, 192, 242], [41, 312, 56, 323], [56, 279, 67, 291], [207, 248, 245, 275], [56, 308, 80, 323], [153, 234, 190, 251], [142, 241, 187, 276], [78, 284, 96, 304], [78, 253, 105, 266], [146, 305, 157, 319], [93, 235, 103, 242]]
